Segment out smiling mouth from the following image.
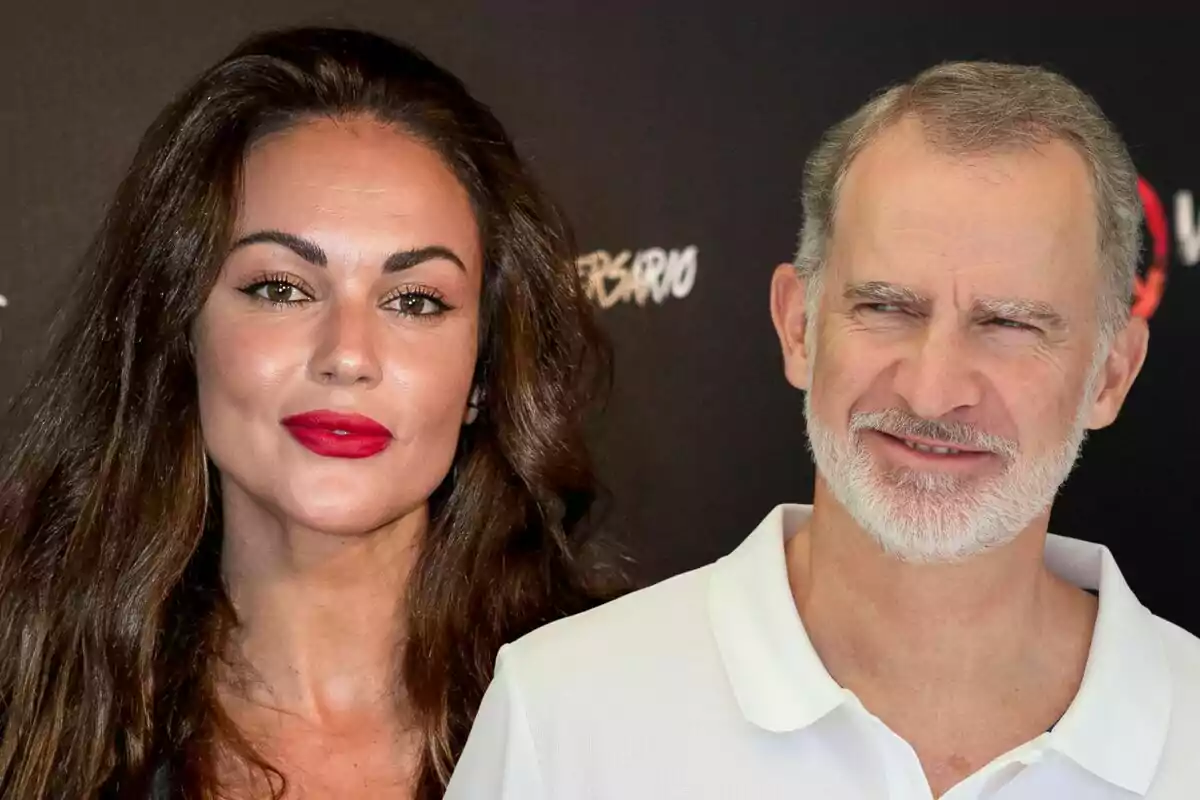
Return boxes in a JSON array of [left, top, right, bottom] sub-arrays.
[[901, 439, 969, 456], [878, 432, 989, 457]]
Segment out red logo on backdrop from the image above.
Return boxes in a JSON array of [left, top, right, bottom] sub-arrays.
[[1134, 176, 1169, 320]]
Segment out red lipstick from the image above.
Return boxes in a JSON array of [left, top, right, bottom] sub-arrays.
[[280, 410, 393, 459]]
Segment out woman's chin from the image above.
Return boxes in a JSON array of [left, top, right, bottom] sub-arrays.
[[270, 470, 442, 537], [278, 495, 428, 539]]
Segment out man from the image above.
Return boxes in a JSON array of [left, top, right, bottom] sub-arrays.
[[445, 62, 1200, 799]]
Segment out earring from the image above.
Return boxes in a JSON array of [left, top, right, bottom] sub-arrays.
[[465, 386, 483, 424]]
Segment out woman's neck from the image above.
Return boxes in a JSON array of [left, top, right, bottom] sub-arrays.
[[217, 482, 424, 723]]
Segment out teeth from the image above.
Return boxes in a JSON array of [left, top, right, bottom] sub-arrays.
[[333, 429, 348, 436], [903, 440, 962, 455]]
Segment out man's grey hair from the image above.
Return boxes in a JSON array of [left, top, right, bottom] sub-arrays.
[[795, 61, 1141, 339]]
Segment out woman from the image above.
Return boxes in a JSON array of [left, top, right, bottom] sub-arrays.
[[0, 26, 618, 799]]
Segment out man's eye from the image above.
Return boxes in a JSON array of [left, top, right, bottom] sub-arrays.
[[987, 317, 1036, 331]]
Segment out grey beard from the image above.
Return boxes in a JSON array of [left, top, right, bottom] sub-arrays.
[[803, 389, 1090, 563]]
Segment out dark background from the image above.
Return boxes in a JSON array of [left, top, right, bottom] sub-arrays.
[[2, 5, 1196, 631]]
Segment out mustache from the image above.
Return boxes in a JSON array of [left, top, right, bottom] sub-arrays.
[[850, 409, 1018, 459]]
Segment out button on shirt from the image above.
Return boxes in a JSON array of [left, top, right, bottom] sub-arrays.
[[446, 505, 1200, 799]]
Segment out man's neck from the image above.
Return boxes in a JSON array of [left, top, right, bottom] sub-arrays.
[[785, 482, 1097, 794]]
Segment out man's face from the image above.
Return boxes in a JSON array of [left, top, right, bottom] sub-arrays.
[[772, 116, 1147, 562]]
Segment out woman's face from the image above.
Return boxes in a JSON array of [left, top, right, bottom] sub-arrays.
[[193, 116, 483, 535]]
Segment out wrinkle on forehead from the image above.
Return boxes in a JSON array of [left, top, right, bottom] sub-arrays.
[[828, 117, 1101, 326]]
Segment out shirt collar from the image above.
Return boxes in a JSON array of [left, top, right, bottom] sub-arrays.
[[708, 504, 846, 732], [1042, 533, 1171, 794], [707, 504, 1172, 794]]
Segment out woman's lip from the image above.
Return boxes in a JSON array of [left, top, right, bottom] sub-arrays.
[[280, 410, 393, 438]]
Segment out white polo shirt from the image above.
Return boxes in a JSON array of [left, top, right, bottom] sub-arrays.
[[446, 505, 1200, 799]]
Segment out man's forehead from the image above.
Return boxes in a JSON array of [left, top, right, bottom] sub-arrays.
[[833, 119, 1097, 242], [826, 123, 1101, 303]]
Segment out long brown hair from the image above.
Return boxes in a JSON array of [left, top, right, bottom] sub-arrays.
[[0, 27, 619, 799]]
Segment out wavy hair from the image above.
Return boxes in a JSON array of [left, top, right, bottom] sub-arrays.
[[0, 26, 619, 799]]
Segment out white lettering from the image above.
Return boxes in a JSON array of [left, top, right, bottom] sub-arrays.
[[0, 294, 7, 307], [1176, 190, 1200, 267], [577, 246, 698, 309]]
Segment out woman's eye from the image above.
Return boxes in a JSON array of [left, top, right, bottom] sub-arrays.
[[389, 292, 449, 317], [242, 280, 309, 305]]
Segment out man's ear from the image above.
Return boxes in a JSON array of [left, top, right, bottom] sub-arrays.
[[770, 263, 814, 390], [1084, 316, 1149, 429]]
